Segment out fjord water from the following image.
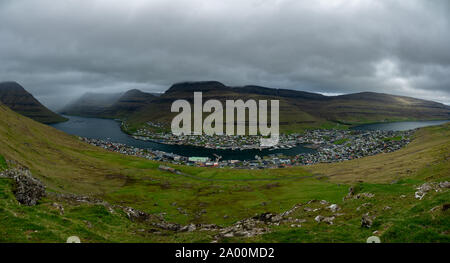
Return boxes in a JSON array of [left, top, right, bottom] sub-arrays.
[[352, 120, 449, 131], [51, 116, 449, 160], [50, 115, 315, 160]]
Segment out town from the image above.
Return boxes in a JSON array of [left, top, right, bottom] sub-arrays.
[[81, 128, 413, 169], [130, 121, 296, 150]]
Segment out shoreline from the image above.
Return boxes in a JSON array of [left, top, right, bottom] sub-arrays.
[[80, 128, 414, 169]]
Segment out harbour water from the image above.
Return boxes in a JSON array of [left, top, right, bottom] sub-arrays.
[[352, 120, 449, 131], [50, 115, 315, 160], [51, 116, 449, 160]]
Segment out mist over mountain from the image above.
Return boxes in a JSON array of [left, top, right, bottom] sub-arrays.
[[61, 88, 158, 118], [60, 92, 124, 117]]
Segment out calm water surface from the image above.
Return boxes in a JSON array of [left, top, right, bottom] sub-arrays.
[[51, 116, 449, 160], [50, 115, 315, 160], [352, 120, 449, 131]]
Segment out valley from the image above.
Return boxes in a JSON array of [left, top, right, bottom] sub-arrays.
[[1, 0, 449, 247], [0, 98, 449, 242]]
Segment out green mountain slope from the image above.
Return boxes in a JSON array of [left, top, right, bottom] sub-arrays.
[[0, 82, 67, 124], [312, 92, 450, 124]]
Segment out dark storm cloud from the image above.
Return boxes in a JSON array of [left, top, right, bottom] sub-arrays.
[[0, 0, 449, 109]]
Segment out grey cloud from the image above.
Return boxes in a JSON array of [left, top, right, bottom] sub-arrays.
[[0, 0, 449, 110]]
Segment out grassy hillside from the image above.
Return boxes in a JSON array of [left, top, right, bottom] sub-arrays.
[[0, 103, 449, 242], [124, 85, 340, 133], [306, 92, 450, 125]]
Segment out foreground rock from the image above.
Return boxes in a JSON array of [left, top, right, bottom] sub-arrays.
[[361, 213, 375, 228], [314, 215, 335, 225], [123, 207, 151, 222], [327, 204, 340, 212], [415, 181, 450, 200], [0, 168, 46, 206]]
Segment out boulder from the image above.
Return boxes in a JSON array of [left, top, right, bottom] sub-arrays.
[[314, 215, 324, 223], [187, 224, 197, 232], [415, 191, 425, 200], [123, 207, 150, 222], [438, 181, 450, 189], [314, 215, 335, 225], [328, 204, 340, 212], [223, 233, 234, 238], [361, 213, 375, 228], [323, 216, 335, 225], [253, 212, 277, 222]]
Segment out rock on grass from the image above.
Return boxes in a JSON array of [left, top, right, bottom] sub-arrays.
[[0, 168, 46, 206]]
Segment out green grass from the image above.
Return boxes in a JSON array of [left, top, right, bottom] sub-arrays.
[[244, 177, 449, 243], [0, 155, 7, 171], [2, 165, 449, 243], [0, 177, 215, 243]]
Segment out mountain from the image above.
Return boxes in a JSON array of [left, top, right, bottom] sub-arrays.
[[234, 85, 328, 100], [61, 89, 157, 119], [165, 81, 228, 94], [0, 81, 67, 124], [103, 89, 157, 117], [60, 91, 124, 117], [61, 81, 450, 133], [128, 81, 450, 132], [311, 92, 450, 124]]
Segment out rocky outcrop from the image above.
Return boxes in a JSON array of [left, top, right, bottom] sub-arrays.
[[215, 219, 268, 239], [327, 204, 340, 212], [415, 181, 450, 200], [314, 215, 335, 225], [123, 207, 151, 222], [0, 168, 46, 205]]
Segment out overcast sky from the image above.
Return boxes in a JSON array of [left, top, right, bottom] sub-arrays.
[[1, 0, 449, 109]]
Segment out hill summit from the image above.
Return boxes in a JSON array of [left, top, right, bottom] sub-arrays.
[[0, 82, 67, 124], [165, 81, 228, 94]]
